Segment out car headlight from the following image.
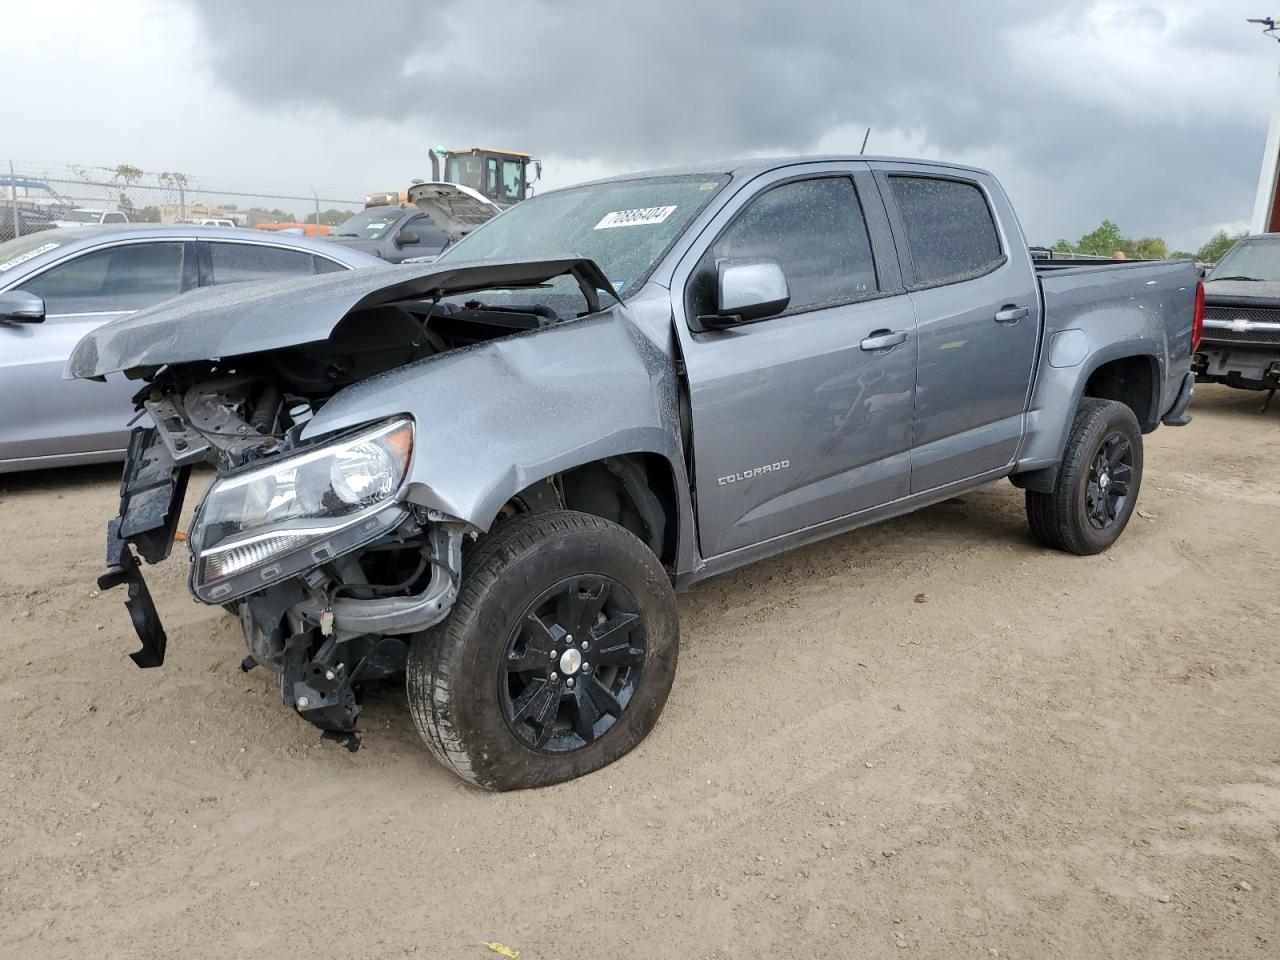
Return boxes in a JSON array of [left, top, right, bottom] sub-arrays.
[[189, 418, 414, 602]]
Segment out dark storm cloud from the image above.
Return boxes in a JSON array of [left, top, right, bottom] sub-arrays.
[[186, 0, 1273, 245]]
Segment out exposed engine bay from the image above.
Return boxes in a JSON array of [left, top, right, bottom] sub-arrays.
[[102, 289, 587, 743]]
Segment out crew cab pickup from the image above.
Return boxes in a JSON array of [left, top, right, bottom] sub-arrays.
[[68, 156, 1202, 791], [1193, 232, 1280, 408]]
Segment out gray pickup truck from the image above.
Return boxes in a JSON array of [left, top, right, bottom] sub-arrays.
[[69, 156, 1200, 790]]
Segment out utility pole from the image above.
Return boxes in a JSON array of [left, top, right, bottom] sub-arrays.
[[8, 159, 20, 239], [1249, 18, 1280, 233]]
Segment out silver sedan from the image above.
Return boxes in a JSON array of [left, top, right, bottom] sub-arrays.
[[0, 225, 385, 473]]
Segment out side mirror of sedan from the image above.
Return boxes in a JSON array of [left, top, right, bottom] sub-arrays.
[[698, 260, 790, 330], [395, 228, 421, 247], [0, 290, 46, 324]]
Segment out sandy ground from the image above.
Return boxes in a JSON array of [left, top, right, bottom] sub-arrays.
[[2, 383, 1278, 960]]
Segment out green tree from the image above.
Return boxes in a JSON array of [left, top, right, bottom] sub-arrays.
[[1131, 236, 1168, 260], [1074, 220, 1127, 257], [1195, 230, 1246, 264], [316, 208, 352, 226], [1051, 239, 1075, 254]]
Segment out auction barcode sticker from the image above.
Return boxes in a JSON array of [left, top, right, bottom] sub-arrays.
[[594, 206, 677, 229], [0, 242, 60, 272]]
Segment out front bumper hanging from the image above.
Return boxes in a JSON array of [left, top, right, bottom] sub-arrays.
[[98, 427, 189, 668]]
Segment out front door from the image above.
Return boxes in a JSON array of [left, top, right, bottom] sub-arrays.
[[674, 167, 918, 559]]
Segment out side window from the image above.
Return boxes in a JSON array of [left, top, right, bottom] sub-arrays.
[[208, 243, 316, 285], [697, 177, 877, 316], [407, 216, 448, 250], [313, 256, 346, 274], [501, 160, 524, 204], [486, 157, 499, 198], [19, 242, 184, 315], [889, 176, 1002, 286]]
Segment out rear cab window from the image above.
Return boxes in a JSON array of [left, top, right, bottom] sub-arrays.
[[888, 176, 1004, 287]]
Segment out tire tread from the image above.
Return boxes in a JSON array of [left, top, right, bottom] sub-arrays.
[[407, 510, 673, 789]]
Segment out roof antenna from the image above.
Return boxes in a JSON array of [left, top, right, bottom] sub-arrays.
[[859, 127, 871, 155]]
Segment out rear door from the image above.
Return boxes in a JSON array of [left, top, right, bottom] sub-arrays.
[[672, 162, 918, 558], [0, 239, 194, 463], [872, 165, 1040, 492]]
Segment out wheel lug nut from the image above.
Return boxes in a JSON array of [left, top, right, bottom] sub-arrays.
[[549, 671, 558, 681], [324, 670, 335, 681], [583, 663, 591, 673], [565, 634, 574, 644], [581, 640, 590, 651], [296, 696, 309, 710], [567, 677, 576, 688], [549, 649, 558, 659]]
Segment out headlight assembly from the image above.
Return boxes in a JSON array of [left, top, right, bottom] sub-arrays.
[[189, 418, 414, 602]]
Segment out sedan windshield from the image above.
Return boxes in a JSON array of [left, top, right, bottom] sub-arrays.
[[332, 207, 403, 240], [1208, 240, 1280, 282], [436, 174, 730, 297], [0, 232, 65, 272]]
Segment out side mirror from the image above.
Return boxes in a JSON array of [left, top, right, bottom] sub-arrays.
[[0, 290, 46, 324], [700, 260, 790, 329], [395, 228, 421, 247]]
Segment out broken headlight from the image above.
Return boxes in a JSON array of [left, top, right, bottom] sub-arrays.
[[189, 418, 414, 601]]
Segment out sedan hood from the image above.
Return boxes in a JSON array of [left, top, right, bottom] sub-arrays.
[[67, 257, 615, 379]]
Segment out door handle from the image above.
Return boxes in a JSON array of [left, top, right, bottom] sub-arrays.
[[860, 329, 908, 351], [995, 305, 1029, 324]]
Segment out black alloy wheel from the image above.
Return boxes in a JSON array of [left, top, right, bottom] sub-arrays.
[[1085, 431, 1134, 530], [500, 575, 646, 752]]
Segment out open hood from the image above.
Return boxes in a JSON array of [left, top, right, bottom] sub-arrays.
[[407, 182, 502, 242], [67, 257, 616, 379]]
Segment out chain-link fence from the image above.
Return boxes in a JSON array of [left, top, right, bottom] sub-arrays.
[[0, 160, 364, 241]]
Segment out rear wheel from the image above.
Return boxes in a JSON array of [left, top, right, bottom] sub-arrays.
[[1025, 398, 1143, 555], [407, 510, 678, 790]]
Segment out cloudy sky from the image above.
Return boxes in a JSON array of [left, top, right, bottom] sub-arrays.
[[3, 0, 1278, 249]]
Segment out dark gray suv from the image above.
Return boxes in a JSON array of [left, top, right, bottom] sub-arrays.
[[326, 206, 450, 262]]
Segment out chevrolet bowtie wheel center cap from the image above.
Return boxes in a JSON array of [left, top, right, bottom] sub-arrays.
[[559, 648, 583, 676]]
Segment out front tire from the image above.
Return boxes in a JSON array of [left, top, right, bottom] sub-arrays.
[[407, 510, 678, 791], [1025, 398, 1143, 555]]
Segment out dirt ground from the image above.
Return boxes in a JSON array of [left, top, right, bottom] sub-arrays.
[[2, 383, 1278, 960]]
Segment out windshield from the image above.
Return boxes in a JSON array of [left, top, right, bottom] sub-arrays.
[[444, 155, 486, 193], [436, 174, 730, 298], [333, 207, 402, 240], [1207, 240, 1280, 282], [0, 232, 64, 272]]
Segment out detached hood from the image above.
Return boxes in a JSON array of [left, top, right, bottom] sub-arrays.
[[67, 257, 615, 379], [407, 182, 502, 242]]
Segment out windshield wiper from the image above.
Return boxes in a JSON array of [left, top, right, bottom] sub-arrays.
[[1211, 275, 1264, 282]]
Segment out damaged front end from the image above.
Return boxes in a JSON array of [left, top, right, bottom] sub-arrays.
[[78, 256, 627, 745], [103, 382, 466, 739]]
